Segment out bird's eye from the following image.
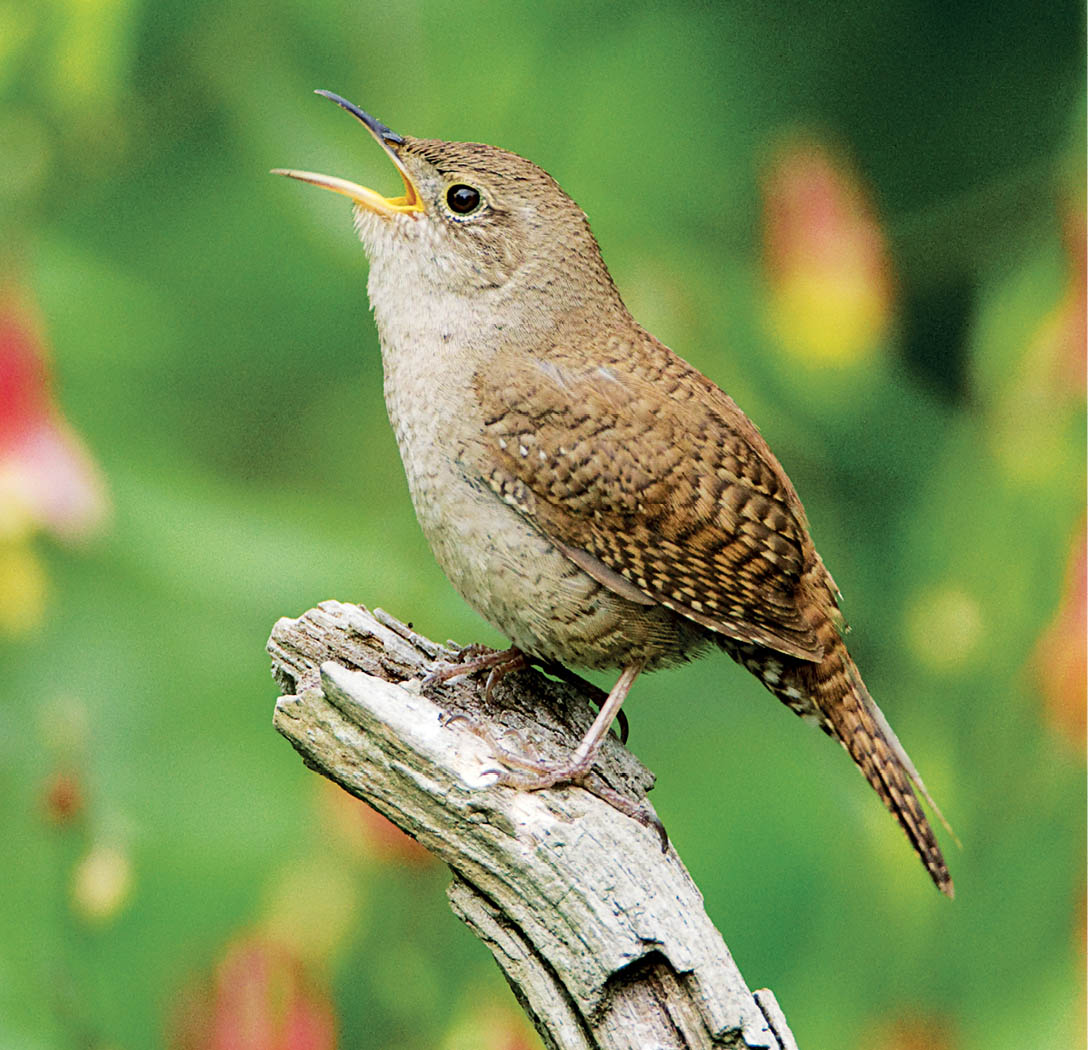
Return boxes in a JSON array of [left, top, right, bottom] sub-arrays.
[[446, 184, 482, 215]]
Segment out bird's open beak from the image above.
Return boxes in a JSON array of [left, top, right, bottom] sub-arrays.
[[272, 91, 423, 217]]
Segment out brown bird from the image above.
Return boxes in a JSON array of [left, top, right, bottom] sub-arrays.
[[274, 90, 954, 896]]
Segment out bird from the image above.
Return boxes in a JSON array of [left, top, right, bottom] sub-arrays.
[[274, 90, 954, 896]]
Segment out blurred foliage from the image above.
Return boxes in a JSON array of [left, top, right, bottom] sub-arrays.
[[1, 1, 1084, 1048]]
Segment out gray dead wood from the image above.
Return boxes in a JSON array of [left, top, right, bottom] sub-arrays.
[[268, 600, 800, 1050]]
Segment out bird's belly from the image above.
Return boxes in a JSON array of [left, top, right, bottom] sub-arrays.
[[398, 437, 706, 671]]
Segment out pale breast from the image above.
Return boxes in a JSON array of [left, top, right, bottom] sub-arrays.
[[380, 345, 707, 671]]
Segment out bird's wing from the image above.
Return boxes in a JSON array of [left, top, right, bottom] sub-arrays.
[[470, 331, 831, 661]]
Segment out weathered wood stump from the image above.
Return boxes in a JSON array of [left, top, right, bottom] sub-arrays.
[[268, 600, 799, 1050]]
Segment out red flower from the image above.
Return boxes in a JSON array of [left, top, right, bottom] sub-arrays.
[[761, 138, 894, 366], [171, 936, 337, 1050], [0, 289, 108, 543], [1032, 518, 1087, 748]]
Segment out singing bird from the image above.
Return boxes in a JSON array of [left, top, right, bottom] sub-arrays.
[[275, 91, 954, 896]]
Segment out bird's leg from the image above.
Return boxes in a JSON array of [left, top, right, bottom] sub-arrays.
[[487, 659, 644, 790], [537, 659, 630, 743]]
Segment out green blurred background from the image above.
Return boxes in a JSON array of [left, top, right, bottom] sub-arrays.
[[2, 2, 1085, 1048]]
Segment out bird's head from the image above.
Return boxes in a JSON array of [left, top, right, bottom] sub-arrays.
[[274, 91, 617, 305]]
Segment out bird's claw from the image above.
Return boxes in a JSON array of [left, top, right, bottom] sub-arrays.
[[422, 645, 527, 697]]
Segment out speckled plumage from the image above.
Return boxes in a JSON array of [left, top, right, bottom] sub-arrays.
[[277, 97, 953, 896]]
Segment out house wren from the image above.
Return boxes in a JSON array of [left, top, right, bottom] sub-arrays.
[[274, 90, 954, 896]]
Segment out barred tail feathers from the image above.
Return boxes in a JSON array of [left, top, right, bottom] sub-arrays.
[[725, 623, 955, 896], [808, 634, 954, 898]]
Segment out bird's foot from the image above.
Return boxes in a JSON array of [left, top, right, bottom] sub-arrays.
[[480, 736, 669, 851], [423, 645, 528, 699], [582, 779, 669, 851], [482, 740, 594, 790]]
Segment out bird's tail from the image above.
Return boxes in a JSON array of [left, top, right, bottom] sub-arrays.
[[726, 624, 955, 896], [802, 629, 955, 898]]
